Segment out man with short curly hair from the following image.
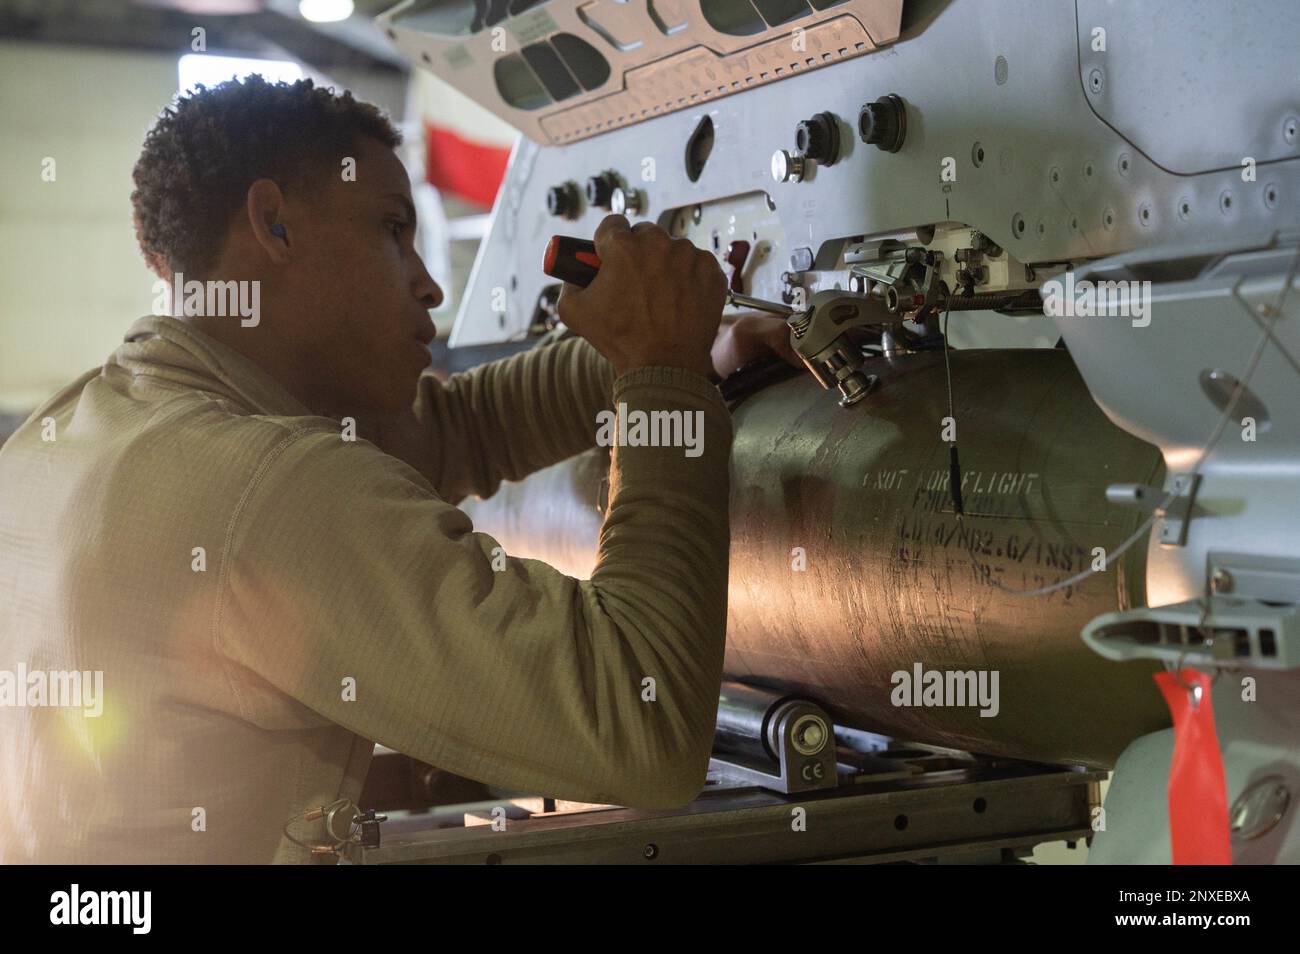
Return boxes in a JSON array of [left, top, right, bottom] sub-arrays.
[[132, 76, 400, 279], [129, 76, 438, 414], [0, 76, 791, 863]]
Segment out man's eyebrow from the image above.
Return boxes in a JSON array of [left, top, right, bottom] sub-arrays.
[[381, 193, 418, 226]]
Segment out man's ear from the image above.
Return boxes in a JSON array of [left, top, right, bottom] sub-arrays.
[[246, 178, 292, 264]]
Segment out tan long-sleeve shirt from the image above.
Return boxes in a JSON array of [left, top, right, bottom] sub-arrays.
[[0, 315, 731, 863]]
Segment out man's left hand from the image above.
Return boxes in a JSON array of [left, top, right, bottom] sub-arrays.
[[711, 312, 802, 380]]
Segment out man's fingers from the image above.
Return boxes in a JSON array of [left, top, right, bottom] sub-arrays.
[[767, 322, 802, 367], [731, 312, 802, 369], [555, 281, 585, 324], [593, 213, 631, 257]]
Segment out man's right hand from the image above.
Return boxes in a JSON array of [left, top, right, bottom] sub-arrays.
[[555, 214, 728, 380]]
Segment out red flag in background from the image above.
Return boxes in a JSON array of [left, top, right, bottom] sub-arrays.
[[413, 71, 518, 209], [424, 123, 511, 208]]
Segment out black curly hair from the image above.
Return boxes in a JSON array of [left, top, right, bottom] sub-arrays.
[[131, 75, 401, 277]]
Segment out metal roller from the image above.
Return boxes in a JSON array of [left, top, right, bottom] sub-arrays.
[[462, 348, 1172, 767], [712, 681, 838, 793]]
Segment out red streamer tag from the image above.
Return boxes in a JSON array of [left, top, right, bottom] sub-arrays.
[[1153, 668, 1233, 865]]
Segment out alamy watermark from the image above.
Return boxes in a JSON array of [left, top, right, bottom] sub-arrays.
[[1041, 270, 1152, 327], [0, 665, 103, 717], [152, 273, 260, 327], [50, 885, 150, 934], [595, 404, 705, 458], [891, 663, 1000, 718]]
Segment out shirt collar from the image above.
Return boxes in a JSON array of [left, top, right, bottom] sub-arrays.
[[116, 315, 314, 418]]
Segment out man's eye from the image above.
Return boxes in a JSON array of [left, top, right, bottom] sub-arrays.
[[386, 219, 409, 240]]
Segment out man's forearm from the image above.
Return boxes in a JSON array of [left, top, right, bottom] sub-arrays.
[[373, 336, 617, 502]]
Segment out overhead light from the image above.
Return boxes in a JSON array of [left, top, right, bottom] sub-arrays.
[[298, 0, 355, 22]]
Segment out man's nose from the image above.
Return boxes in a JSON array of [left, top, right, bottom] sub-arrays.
[[413, 258, 444, 310]]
